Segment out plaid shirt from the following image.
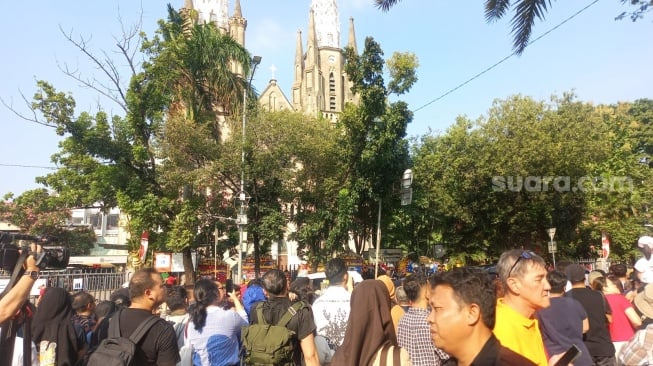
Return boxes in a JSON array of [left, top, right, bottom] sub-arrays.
[[618, 324, 653, 365], [397, 307, 449, 366]]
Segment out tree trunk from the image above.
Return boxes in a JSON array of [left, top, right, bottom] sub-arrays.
[[182, 246, 195, 286], [253, 232, 261, 279]]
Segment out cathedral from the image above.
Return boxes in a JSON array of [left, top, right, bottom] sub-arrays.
[[186, 0, 358, 123]]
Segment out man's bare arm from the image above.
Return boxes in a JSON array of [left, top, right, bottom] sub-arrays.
[[0, 254, 39, 323]]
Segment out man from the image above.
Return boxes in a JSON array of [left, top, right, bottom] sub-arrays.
[[536, 270, 593, 366], [395, 285, 410, 312], [398, 273, 449, 365], [116, 268, 179, 366], [72, 291, 97, 336], [427, 267, 536, 365], [565, 263, 615, 366], [164, 286, 189, 349], [249, 269, 319, 366], [311, 258, 351, 363], [0, 245, 41, 323], [493, 249, 551, 366], [608, 263, 631, 294]]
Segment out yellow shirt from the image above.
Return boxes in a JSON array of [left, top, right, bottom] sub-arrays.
[[493, 298, 548, 366]]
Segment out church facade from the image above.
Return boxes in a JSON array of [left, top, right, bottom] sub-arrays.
[[187, 0, 358, 122]]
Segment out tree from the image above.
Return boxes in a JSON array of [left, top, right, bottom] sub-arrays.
[[329, 37, 418, 255], [17, 6, 252, 284], [408, 94, 653, 264], [374, 0, 653, 54]]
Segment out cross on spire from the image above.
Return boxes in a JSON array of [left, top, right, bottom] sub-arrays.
[[269, 64, 277, 80]]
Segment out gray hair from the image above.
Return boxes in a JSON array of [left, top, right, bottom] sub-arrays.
[[497, 249, 546, 289]]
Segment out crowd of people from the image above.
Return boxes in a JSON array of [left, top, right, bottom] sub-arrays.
[[1, 235, 653, 365]]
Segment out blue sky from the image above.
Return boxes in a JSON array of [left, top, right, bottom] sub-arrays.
[[1, 0, 651, 197]]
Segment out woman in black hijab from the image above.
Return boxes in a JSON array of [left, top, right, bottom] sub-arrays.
[[32, 287, 85, 366]]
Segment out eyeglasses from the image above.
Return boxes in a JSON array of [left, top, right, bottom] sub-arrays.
[[508, 250, 536, 277]]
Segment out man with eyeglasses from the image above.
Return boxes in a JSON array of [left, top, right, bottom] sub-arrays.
[[493, 249, 552, 366]]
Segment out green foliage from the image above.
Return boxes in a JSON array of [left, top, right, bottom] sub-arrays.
[[408, 95, 653, 264], [333, 37, 415, 255], [386, 52, 419, 95]]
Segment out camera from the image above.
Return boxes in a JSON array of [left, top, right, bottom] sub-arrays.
[[0, 232, 70, 272]]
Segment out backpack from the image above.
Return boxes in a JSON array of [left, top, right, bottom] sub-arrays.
[[85, 310, 160, 366], [241, 301, 306, 365]]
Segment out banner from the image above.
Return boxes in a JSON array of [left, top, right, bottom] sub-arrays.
[[601, 231, 610, 259], [138, 231, 149, 262]]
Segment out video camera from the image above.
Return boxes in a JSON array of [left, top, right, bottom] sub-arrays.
[[0, 232, 70, 272]]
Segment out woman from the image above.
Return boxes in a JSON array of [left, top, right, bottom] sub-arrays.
[[32, 287, 86, 366], [599, 275, 642, 356], [186, 279, 248, 366], [331, 280, 412, 366]]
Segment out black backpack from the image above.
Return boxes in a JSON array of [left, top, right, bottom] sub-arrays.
[[85, 310, 160, 366]]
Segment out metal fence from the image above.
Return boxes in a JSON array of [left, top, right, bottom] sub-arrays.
[[1, 271, 128, 303]]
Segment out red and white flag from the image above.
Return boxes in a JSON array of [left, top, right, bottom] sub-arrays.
[[138, 231, 149, 262], [601, 231, 610, 259]]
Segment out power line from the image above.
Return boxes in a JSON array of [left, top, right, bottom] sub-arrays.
[[413, 0, 601, 113], [0, 163, 57, 170]]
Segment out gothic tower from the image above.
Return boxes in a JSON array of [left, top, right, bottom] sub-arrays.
[[290, 0, 358, 122]]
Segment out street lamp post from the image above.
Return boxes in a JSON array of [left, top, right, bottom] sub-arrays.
[[547, 227, 557, 269], [236, 55, 261, 285]]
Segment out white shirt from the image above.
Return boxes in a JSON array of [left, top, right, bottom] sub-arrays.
[[635, 256, 653, 283], [0, 329, 38, 366], [311, 285, 351, 348]]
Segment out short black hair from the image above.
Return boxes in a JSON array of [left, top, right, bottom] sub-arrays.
[[129, 268, 159, 300], [403, 273, 427, 303], [262, 269, 287, 296], [547, 270, 567, 294], [71, 291, 95, 312], [609, 263, 627, 277], [166, 285, 188, 312], [326, 258, 348, 285], [429, 268, 496, 329]]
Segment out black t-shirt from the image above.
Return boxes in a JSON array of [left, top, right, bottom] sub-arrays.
[[566, 288, 615, 358], [117, 308, 180, 366], [249, 297, 316, 365]]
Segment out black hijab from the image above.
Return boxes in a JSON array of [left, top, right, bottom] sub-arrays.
[[32, 287, 80, 366]]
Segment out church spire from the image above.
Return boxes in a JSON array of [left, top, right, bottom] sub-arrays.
[[233, 0, 242, 18], [306, 9, 319, 67], [347, 17, 357, 54]]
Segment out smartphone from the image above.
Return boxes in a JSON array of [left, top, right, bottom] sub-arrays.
[[225, 279, 234, 293], [553, 345, 581, 366]]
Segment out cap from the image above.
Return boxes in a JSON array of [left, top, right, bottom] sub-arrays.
[[638, 236, 653, 249], [634, 283, 653, 319], [565, 264, 586, 284]]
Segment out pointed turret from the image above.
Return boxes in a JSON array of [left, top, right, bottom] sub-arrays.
[[294, 30, 304, 82], [184, 0, 193, 10], [292, 30, 304, 110], [229, 0, 247, 47], [233, 0, 242, 18], [306, 9, 319, 67], [347, 17, 357, 54]]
